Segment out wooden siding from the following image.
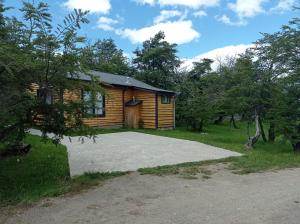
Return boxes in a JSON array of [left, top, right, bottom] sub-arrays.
[[131, 90, 156, 129], [30, 83, 175, 129], [30, 83, 39, 93], [80, 86, 124, 128], [124, 89, 132, 128], [124, 88, 133, 102], [30, 83, 62, 101], [157, 95, 175, 129]]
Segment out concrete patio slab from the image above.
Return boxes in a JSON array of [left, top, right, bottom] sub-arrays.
[[29, 130, 241, 176], [65, 132, 241, 176]]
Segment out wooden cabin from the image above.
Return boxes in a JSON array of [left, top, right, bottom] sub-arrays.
[[52, 71, 176, 129]]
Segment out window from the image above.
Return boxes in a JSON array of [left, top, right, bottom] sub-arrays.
[[37, 88, 53, 105], [95, 92, 104, 115], [82, 91, 93, 115], [161, 95, 171, 104], [82, 90, 105, 117]]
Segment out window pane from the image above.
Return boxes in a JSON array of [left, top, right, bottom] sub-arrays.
[[95, 108, 103, 115], [83, 91, 91, 102], [95, 93, 104, 115], [37, 88, 52, 105], [45, 93, 52, 105], [162, 95, 171, 104], [85, 107, 93, 115], [82, 91, 105, 116], [82, 91, 93, 115]]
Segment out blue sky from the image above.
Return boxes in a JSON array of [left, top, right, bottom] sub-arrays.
[[6, 0, 299, 67]]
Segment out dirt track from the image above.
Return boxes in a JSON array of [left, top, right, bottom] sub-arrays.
[[1, 165, 300, 224]]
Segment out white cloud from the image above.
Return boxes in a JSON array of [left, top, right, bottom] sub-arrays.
[[271, 0, 296, 13], [117, 20, 200, 45], [97, 16, 119, 31], [215, 14, 246, 26], [64, 0, 111, 14], [134, 0, 156, 6], [216, 0, 267, 26], [123, 52, 134, 60], [182, 44, 253, 70], [154, 10, 183, 24], [134, 0, 219, 8], [228, 0, 267, 18], [193, 10, 207, 17], [216, 14, 230, 24], [158, 0, 219, 8]]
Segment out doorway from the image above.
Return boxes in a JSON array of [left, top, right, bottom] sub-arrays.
[[125, 105, 141, 128]]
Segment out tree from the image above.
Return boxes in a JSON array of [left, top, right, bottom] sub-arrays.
[[269, 18, 300, 152], [174, 16, 300, 151], [0, 1, 95, 152], [82, 38, 133, 76], [188, 58, 214, 80], [176, 59, 217, 131], [133, 31, 181, 89], [243, 18, 300, 150], [226, 55, 268, 148], [250, 30, 285, 142], [213, 57, 239, 127]]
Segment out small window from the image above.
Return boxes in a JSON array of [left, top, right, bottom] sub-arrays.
[[82, 90, 105, 117], [82, 91, 94, 115], [161, 95, 171, 104], [95, 92, 104, 116], [37, 88, 53, 105]]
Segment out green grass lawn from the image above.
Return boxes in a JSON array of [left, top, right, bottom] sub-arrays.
[[137, 122, 300, 174], [0, 135, 125, 207]]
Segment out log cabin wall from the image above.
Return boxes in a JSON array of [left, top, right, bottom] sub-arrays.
[[131, 90, 156, 129], [30, 83, 175, 129], [124, 88, 133, 101], [157, 95, 175, 129], [124, 88, 133, 128], [79, 86, 124, 128]]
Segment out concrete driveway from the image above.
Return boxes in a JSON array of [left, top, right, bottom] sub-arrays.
[[59, 132, 241, 176]]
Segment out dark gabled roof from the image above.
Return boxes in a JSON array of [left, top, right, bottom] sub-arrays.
[[75, 70, 175, 94], [125, 99, 143, 106]]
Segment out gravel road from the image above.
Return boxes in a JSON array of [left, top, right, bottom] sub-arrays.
[[1, 165, 300, 224]]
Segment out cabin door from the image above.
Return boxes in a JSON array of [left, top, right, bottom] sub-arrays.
[[125, 106, 140, 128]]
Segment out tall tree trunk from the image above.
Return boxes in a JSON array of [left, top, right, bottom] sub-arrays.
[[230, 114, 238, 129], [268, 122, 275, 142], [258, 117, 267, 142], [245, 110, 261, 149]]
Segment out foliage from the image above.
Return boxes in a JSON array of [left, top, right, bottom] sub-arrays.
[[176, 59, 219, 131], [133, 31, 181, 89], [0, 0, 299, 157], [175, 17, 300, 150], [0, 1, 98, 147], [269, 19, 300, 151], [82, 38, 133, 76]]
